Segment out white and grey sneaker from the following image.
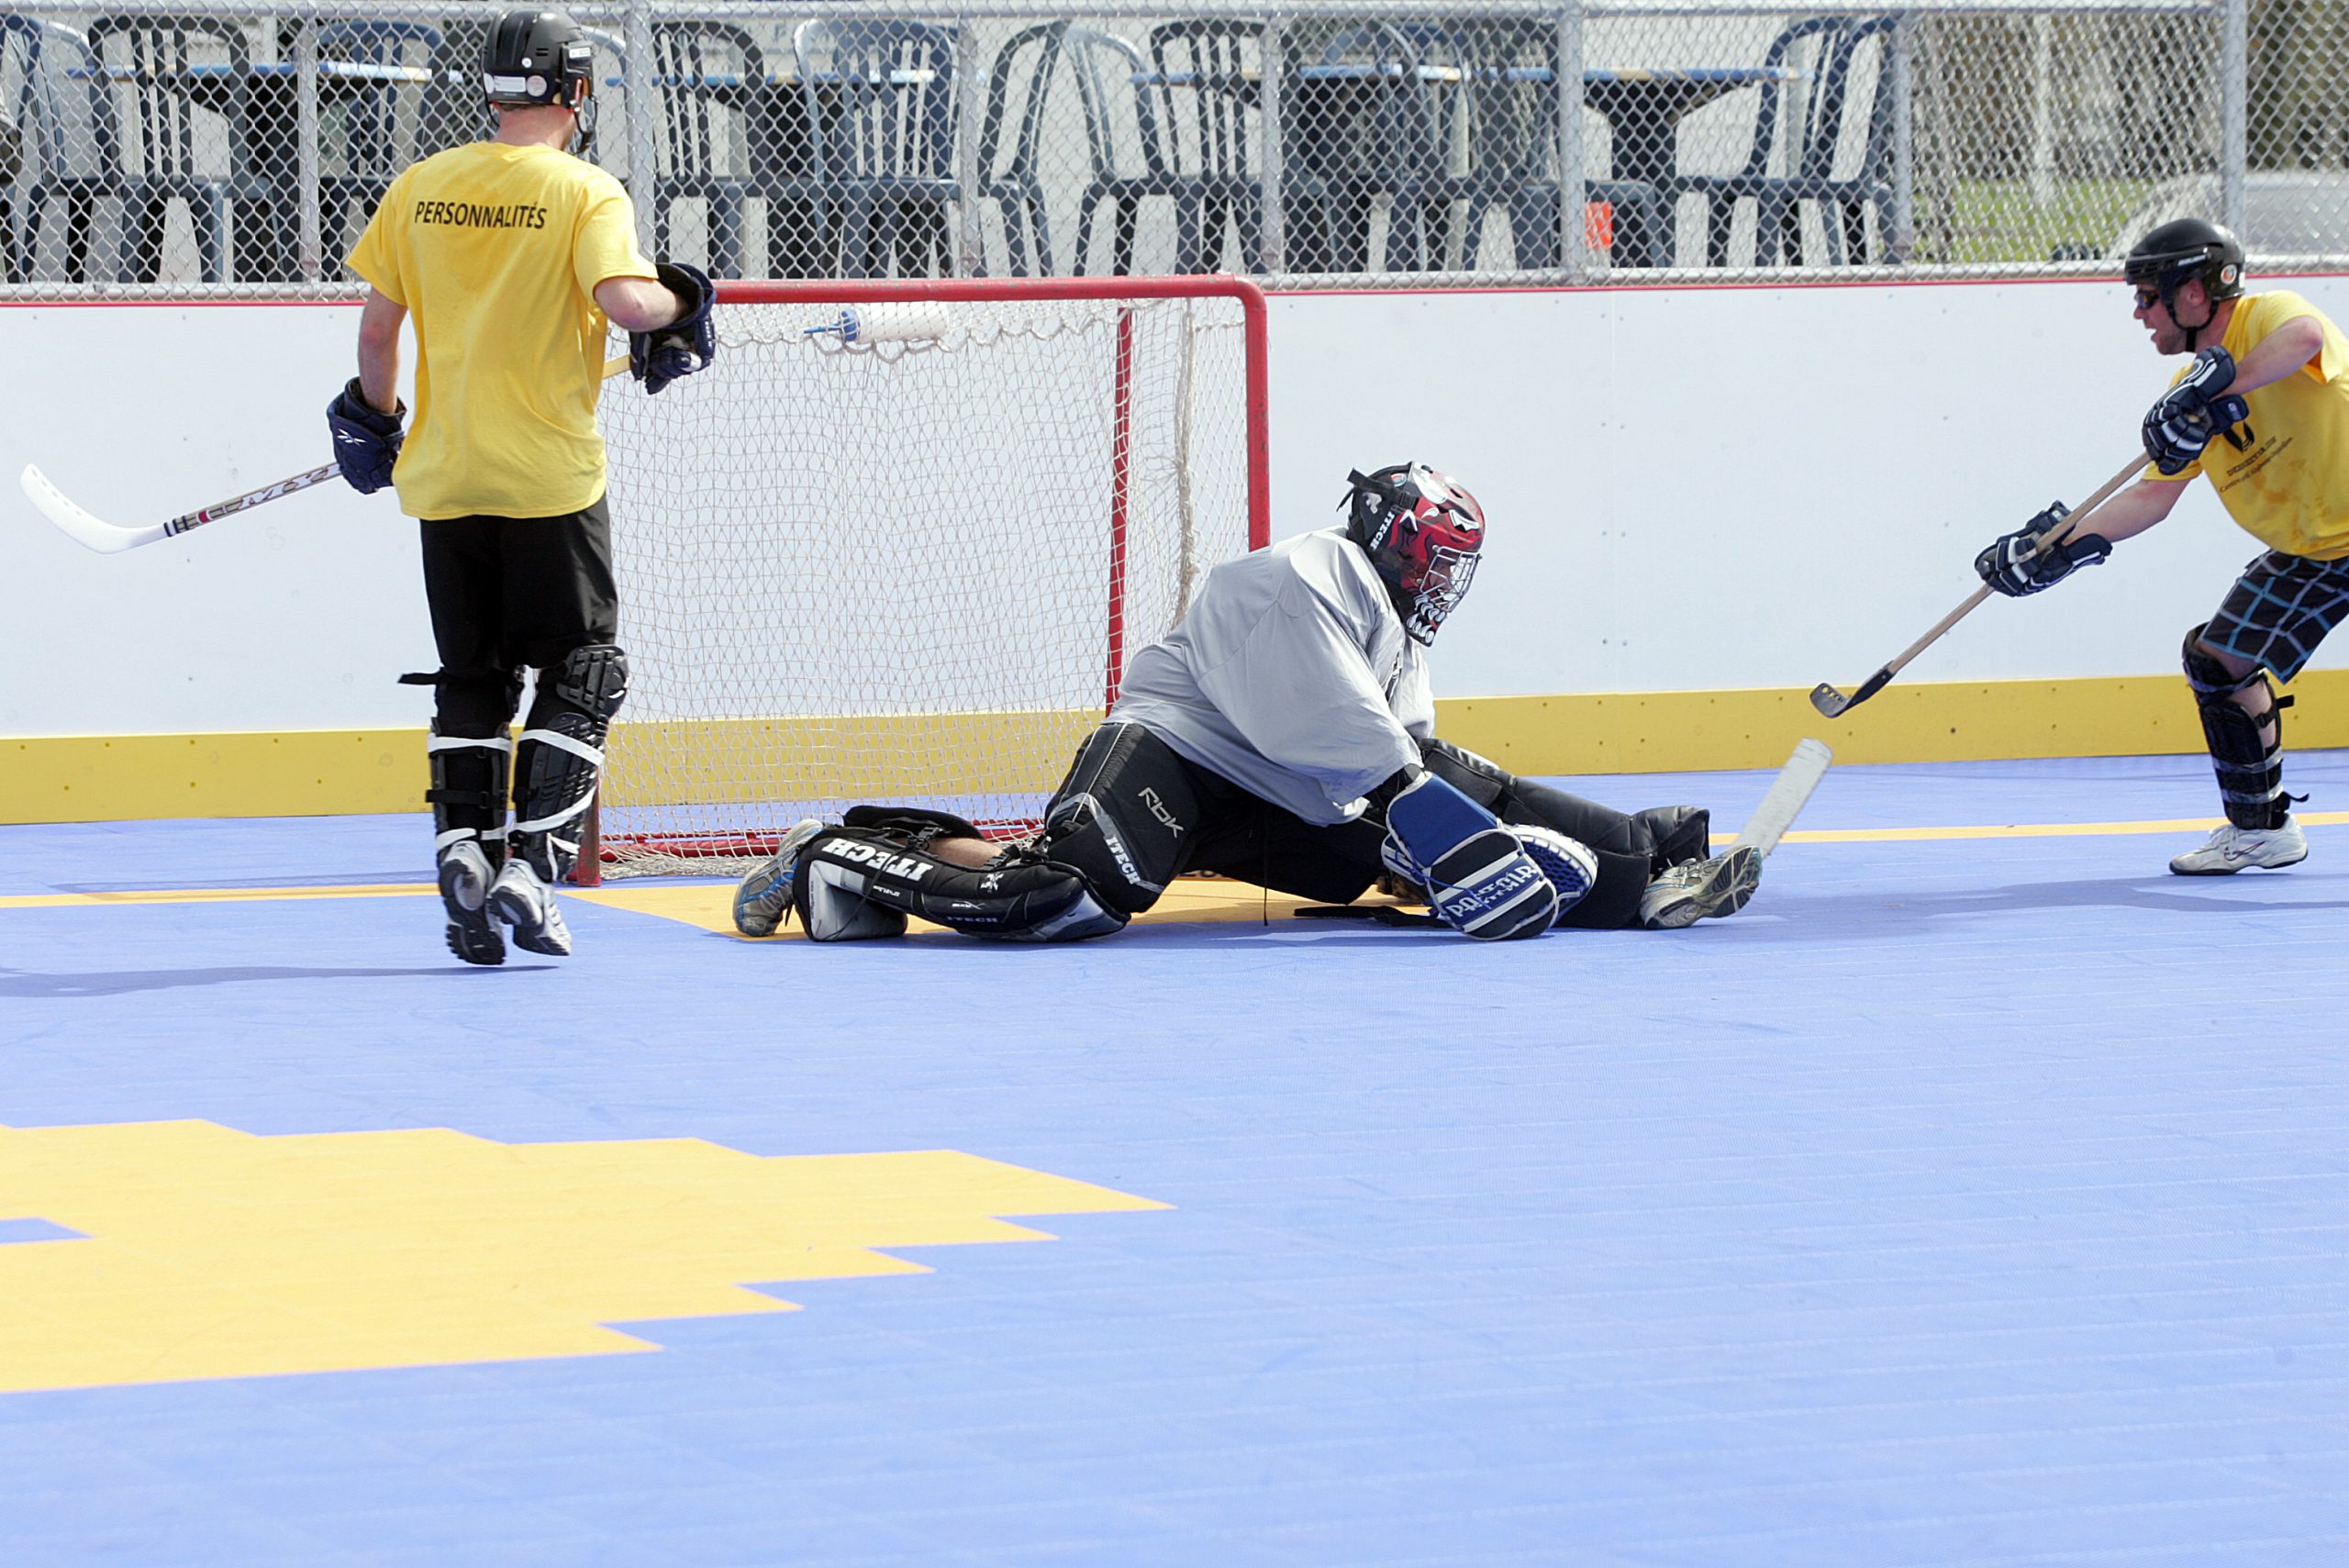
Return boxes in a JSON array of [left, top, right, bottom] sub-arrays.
[[1638, 845, 1762, 931], [732, 817, 825, 937], [2168, 816, 2308, 875], [489, 858, 573, 957], [438, 840, 505, 967]]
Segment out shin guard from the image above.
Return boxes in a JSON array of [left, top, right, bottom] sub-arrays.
[[511, 644, 628, 881], [2184, 628, 2291, 830]]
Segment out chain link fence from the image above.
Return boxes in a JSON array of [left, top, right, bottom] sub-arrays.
[[0, 0, 2340, 294]]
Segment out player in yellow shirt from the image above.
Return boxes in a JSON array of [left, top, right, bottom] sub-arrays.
[[329, 9, 717, 964], [1972, 218, 2349, 874]]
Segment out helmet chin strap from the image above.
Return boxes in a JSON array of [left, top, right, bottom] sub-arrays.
[[2166, 281, 2216, 350]]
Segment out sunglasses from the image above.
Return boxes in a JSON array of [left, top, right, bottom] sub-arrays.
[[2132, 285, 2164, 310]]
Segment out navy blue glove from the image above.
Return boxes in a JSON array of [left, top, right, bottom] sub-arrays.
[[2143, 346, 2251, 475], [631, 261, 717, 395], [1974, 501, 2111, 597], [1380, 771, 1558, 940], [326, 377, 404, 495]]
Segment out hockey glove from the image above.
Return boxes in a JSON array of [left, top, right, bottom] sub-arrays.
[[2143, 346, 2251, 475], [1381, 772, 1557, 940], [326, 377, 404, 495], [631, 261, 717, 395], [1974, 501, 2111, 597]]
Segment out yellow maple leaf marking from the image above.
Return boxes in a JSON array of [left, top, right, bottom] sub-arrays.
[[0, 1119, 1166, 1392]]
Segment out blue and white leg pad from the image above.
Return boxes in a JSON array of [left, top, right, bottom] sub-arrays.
[[1382, 773, 1560, 940]]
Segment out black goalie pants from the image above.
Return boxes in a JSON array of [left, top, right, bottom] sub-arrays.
[[1036, 727, 1692, 930]]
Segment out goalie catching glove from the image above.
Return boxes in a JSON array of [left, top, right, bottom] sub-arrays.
[[327, 378, 404, 494], [2143, 346, 2251, 476], [631, 261, 718, 395], [1379, 771, 1575, 940], [1974, 501, 2111, 597]]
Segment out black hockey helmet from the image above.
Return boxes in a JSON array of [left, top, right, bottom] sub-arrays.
[[2124, 217, 2245, 317], [1343, 462, 1486, 645], [484, 9, 593, 109]]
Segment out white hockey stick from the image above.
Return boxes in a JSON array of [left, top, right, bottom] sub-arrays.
[[1729, 738, 1833, 859], [22, 354, 632, 555]]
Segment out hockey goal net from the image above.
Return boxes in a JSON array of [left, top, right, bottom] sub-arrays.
[[584, 277, 1270, 881]]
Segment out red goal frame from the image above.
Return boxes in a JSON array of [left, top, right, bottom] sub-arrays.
[[574, 274, 1273, 884]]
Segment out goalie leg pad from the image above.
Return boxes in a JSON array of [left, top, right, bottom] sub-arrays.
[[510, 643, 629, 880], [1631, 805, 1712, 875], [1384, 772, 1557, 940], [843, 804, 987, 849], [791, 826, 1128, 943], [2184, 626, 2290, 830]]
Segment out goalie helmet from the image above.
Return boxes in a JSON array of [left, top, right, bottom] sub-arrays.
[[484, 9, 594, 109], [2124, 218, 2245, 336], [1344, 462, 1486, 644]]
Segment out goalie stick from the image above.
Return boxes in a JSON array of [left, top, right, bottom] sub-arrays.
[[22, 354, 631, 556], [1809, 451, 2146, 717], [1729, 738, 1832, 858]]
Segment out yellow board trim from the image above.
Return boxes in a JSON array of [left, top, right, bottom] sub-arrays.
[[6, 670, 2345, 825]]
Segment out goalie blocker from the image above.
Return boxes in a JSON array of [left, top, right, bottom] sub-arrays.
[[758, 725, 1716, 943]]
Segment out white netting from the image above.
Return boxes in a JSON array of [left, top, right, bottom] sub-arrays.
[[592, 279, 1261, 877]]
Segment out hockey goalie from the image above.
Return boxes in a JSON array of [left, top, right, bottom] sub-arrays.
[[732, 462, 1765, 944]]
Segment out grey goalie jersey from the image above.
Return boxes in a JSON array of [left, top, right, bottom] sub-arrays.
[[1108, 526, 1433, 826]]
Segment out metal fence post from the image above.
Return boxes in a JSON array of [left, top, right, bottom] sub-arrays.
[[625, 0, 657, 254], [1262, 16, 1286, 275], [294, 15, 321, 283], [1889, 10, 1914, 264], [1558, 1, 1587, 283], [955, 14, 982, 277], [2219, 0, 2246, 235]]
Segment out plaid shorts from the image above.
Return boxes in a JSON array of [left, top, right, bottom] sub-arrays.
[[2201, 550, 2349, 684]]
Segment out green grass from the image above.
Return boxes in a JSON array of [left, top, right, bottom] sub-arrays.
[[1929, 178, 2157, 264]]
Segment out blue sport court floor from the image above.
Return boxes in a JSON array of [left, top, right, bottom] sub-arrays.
[[2, 751, 2344, 1567]]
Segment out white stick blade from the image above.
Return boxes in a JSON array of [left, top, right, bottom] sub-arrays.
[[20, 465, 164, 554], [1731, 739, 1833, 859]]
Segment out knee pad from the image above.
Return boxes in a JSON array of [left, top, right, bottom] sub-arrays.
[[792, 824, 1126, 943], [1035, 723, 1196, 916], [1632, 806, 1712, 873], [2183, 626, 2289, 829], [512, 644, 629, 878]]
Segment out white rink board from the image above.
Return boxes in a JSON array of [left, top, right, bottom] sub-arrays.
[[5, 274, 2346, 736]]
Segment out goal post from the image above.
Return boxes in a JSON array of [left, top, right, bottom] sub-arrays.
[[580, 276, 1271, 883]]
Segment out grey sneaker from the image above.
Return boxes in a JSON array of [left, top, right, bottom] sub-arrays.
[[489, 858, 573, 957], [732, 817, 825, 937], [2168, 816, 2308, 875], [438, 840, 505, 967], [1638, 845, 1762, 931]]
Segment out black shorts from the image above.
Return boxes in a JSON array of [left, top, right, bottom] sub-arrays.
[[2201, 549, 2349, 684], [420, 496, 618, 675]]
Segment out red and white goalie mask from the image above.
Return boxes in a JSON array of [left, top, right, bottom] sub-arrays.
[[1344, 462, 1486, 644]]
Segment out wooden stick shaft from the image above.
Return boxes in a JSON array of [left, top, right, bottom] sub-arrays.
[[1876, 451, 2147, 681]]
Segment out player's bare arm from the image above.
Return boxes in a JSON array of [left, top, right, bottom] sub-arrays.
[[595, 275, 684, 334], [2219, 313, 2324, 395], [355, 290, 406, 415]]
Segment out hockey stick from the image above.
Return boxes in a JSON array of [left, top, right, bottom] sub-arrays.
[[1809, 452, 2147, 717], [22, 354, 632, 555], [1729, 738, 1832, 857]]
